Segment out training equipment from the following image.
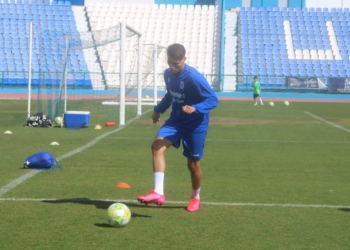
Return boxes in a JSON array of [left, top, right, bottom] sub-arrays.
[[54, 116, 63, 127], [284, 101, 290, 106], [64, 111, 90, 129], [4, 131, 12, 134], [106, 203, 131, 228], [25, 112, 52, 127], [269, 102, 274, 107], [23, 152, 61, 170], [116, 182, 131, 188], [187, 198, 201, 212], [105, 122, 116, 127], [50, 141, 59, 146], [94, 124, 102, 130], [137, 190, 166, 206]]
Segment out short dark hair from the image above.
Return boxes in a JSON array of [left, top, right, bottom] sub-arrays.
[[167, 43, 186, 60], [254, 76, 258, 80]]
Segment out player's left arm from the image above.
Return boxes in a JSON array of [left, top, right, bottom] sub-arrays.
[[190, 76, 219, 114]]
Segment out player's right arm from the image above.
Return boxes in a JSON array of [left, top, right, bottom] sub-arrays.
[[152, 71, 172, 123], [151, 112, 160, 124], [154, 71, 172, 114]]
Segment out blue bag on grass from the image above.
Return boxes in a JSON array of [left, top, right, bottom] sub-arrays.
[[23, 152, 62, 170]]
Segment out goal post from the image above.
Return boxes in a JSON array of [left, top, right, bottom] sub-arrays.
[[32, 22, 147, 126], [101, 43, 167, 105], [119, 22, 142, 125]]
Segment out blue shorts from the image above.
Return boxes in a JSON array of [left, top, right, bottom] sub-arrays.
[[156, 120, 207, 160]]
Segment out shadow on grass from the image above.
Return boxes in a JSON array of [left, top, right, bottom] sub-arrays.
[[338, 208, 350, 212], [94, 223, 113, 228], [42, 198, 186, 210]]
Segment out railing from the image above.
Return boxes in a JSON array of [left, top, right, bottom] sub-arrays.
[[1, 71, 349, 94]]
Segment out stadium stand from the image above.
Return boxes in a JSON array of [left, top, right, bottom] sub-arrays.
[[223, 10, 238, 90], [0, 1, 220, 90], [0, 0, 90, 88], [84, 3, 221, 88], [3, 1, 349, 92], [236, 7, 350, 90]]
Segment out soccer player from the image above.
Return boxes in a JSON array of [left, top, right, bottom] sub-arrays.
[[137, 43, 218, 212], [252, 76, 263, 106]]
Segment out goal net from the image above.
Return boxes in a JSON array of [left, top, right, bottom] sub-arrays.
[[34, 22, 167, 126]]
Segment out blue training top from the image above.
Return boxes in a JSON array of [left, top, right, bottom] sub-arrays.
[[154, 64, 219, 132]]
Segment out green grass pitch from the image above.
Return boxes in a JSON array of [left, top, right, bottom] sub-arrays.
[[0, 99, 350, 249]]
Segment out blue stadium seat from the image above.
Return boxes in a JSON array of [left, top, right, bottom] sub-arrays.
[[267, 77, 275, 84]]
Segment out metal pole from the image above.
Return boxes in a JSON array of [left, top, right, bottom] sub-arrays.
[[64, 37, 68, 113], [120, 22, 126, 126], [153, 43, 157, 106], [137, 35, 142, 115], [27, 21, 33, 119]]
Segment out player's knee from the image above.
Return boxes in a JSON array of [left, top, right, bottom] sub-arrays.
[[187, 159, 200, 171], [151, 140, 166, 155]]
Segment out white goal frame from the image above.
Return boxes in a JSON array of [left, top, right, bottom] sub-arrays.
[[102, 43, 167, 106], [120, 22, 142, 126], [28, 22, 164, 126]]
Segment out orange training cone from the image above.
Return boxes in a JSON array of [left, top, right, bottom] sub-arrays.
[[116, 182, 131, 188]]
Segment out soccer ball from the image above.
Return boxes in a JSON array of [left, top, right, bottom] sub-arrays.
[[106, 203, 131, 228], [54, 116, 63, 126], [269, 102, 274, 107], [284, 101, 290, 106]]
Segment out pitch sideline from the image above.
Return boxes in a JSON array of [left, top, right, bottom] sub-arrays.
[[305, 111, 350, 133], [0, 110, 152, 197], [0, 197, 349, 209], [105, 137, 350, 144]]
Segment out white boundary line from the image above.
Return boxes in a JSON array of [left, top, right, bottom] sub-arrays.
[[0, 111, 152, 197], [305, 111, 350, 133], [0, 198, 349, 209], [106, 137, 350, 144]]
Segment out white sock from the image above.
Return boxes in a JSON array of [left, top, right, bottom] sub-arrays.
[[260, 98, 263, 104], [154, 172, 164, 195], [191, 188, 201, 199]]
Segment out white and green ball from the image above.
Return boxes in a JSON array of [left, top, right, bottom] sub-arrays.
[[54, 116, 63, 126], [284, 101, 290, 106], [107, 203, 131, 228], [269, 102, 274, 107]]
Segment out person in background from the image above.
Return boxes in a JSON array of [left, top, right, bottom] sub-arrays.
[[252, 76, 263, 106]]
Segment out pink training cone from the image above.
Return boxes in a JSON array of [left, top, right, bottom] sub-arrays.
[[116, 182, 131, 188]]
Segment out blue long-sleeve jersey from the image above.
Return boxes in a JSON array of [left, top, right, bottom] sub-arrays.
[[154, 64, 218, 132]]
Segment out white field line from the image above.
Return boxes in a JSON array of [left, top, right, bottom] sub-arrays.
[[0, 197, 349, 209], [0, 111, 152, 197], [305, 111, 350, 133], [106, 137, 350, 144]]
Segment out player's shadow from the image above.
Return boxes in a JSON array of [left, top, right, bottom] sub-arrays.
[[42, 197, 186, 210], [128, 202, 186, 210], [42, 197, 186, 213], [42, 198, 155, 218], [338, 208, 350, 212]]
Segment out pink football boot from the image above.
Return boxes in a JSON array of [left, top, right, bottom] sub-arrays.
[[187, 198, 200, 212], [137, 190, 166, 206]]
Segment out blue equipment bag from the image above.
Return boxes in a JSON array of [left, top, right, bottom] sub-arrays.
[[23, 152, 62, 170]]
